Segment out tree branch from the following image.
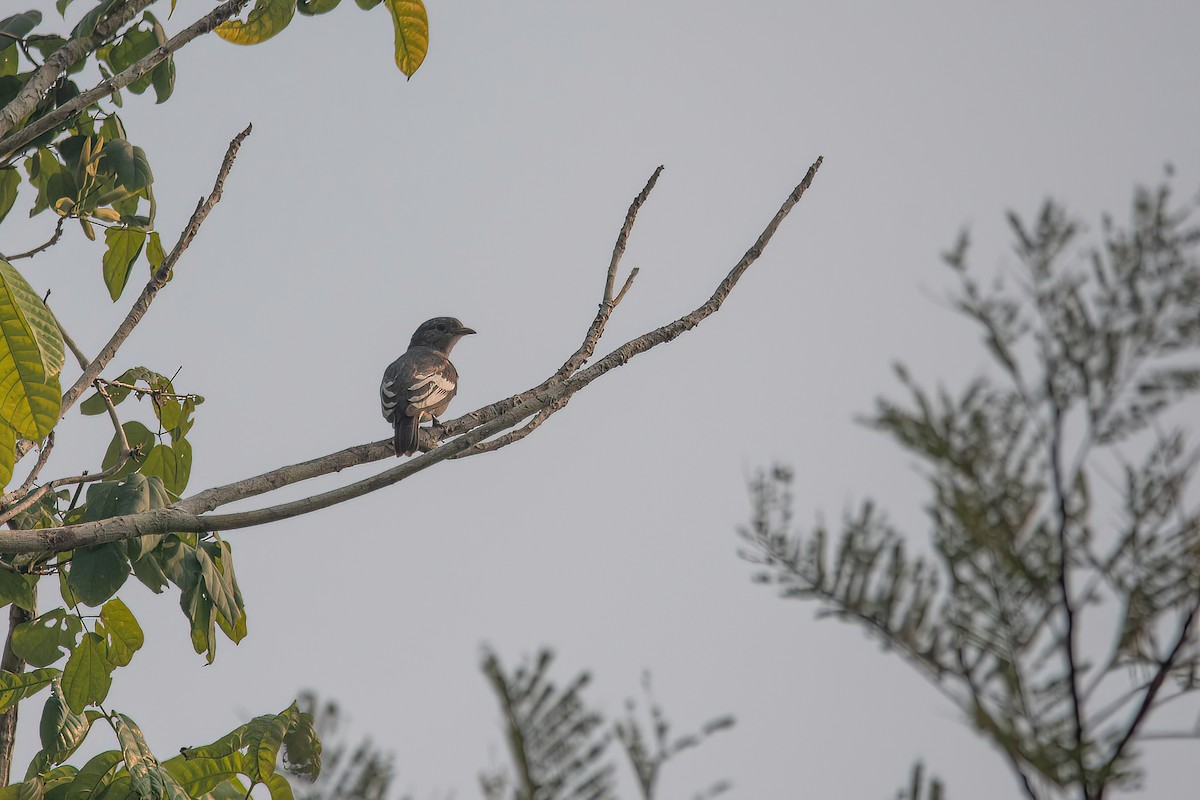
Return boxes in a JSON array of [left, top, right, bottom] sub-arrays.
[[0, 157, 823, 554], [0, 216, 66, 261], [0, 0, 251, 161], [0, 0, 154, 141]]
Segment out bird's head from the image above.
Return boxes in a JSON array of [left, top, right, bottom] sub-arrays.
[[409, 316, 477, 353]]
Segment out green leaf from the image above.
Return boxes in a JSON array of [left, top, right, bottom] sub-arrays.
[[100, 421, 157, 479], [0, 258, 65, 439], [260, 774, 292, 800], [65, 751, 122, 800], [0, 12, 42, 52], [297, 0, 341, 14], [200, 541, 245, 643], [97, 598, 142, 667], [67, 544, 130, 607], [0, 568, 37, 611], [81, 367, 160, 415], [279, 708, 320, 779], [105, 27, 157, 75], [354, 0, 381, 8], [150, 58, 174, 105], [12, 610, 82, 667], [18, 777, 43, 800], [161, 753, 244, 797], [0, 168, 20, 225], [384, 0, 427, 78], [0, 419, 14, 490], [144, 233, 165, 270], [102, 229, 147, 301], [216, 0, 297, 45], [56, 0, 76, 17], [100, 141, 153, 193], [111, 713, 165, 800], [60, 634, 112, 714], [0, 668, 60, 714], [38, 679, 92, 765], [141, 442, 190, 495], [71, 0, 119, 38]]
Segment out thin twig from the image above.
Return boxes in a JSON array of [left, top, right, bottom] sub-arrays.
[[2, 217, 66, 261], [0, 158, 823, 554], [58, 124, 252, 415], [0, 0, 155, 141], [0, 0, 251, 160], [0, 433, 54, 507], [1046, 373, 1090, 799]]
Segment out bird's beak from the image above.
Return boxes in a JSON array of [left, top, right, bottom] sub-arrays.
[[454, 326, 477, 336]]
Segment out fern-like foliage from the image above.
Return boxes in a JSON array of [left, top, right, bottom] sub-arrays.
[[742, 175, 1200, 800], [480, 648, 615, 800]]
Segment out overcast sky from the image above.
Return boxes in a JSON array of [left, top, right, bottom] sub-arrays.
[[8, 1, 1200, 798]]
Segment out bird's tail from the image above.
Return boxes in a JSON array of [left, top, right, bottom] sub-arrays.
[[395, 416, 420, 457]]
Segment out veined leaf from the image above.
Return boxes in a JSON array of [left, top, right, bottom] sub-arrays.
[[297, 0, 341, 14], [67, 543, 130, 607], [216, 0, 297, 45], [260, 774, 292, 800], [0, 566, 37, 611], [60, 634, 112, 714], [384, 0, 427, 78], [12, 609, 82, 667], [0, 12, 42, 53], [38, 679, 93, 765], [0, 668, 60, 714], [0, 168, 20, 224], [141, 443, 190, 496], [64, 751, 123, 800], [111, 713, 165, 800], [0, 258, 65, 439], [17, 777, 42, 800], [100, 140, 153, 193], [161, 753, 244, 797], [102, 229, 147, 301], [97, 598, 143, 668], [0, 419, 13, 489]]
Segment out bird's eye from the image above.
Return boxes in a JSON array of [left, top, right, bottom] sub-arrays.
[[436, 323, 447, 332]]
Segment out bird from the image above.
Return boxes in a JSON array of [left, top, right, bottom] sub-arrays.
[[381, 317, 476, 457]]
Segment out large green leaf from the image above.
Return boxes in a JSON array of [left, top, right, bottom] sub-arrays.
[[102, 229, 147, 301], [100, 422, 157, 480], [97, 598, 142, 667], [161, 753, 244, 798], [67, 543, 130, 607], [260, 774, 292, 800], [60, 634, 112, 714], [215, 0, 297, 45], [64, 751, 122, 800], [0, 567, 37, 611], [100, 141, 153, 193], [296, 0, 341, 14], [140, 442, 190, 496], [111, 714, 165, 800], [38, 679, 93, 765], [0, 418, 14, 490], [0, 168, 20, 224], [0, 668, 60, 714], [12, 610, 82, 667], [0, 12, 42, 52], [384, 0, 427, 78], [0, 259, 65, 439]]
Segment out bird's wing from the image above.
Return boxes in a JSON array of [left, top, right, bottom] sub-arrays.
[[404, 362, 457, 418], [382, 349, 458, 424]]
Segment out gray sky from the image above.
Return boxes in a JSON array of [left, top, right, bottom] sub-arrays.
[[9, 1, 1200, 797]]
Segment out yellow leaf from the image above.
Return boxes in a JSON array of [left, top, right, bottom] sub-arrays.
[[385, 0, 428, 78], [216, 0, 297, 45]]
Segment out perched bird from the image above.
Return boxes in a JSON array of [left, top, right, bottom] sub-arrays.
[[381, 317, 476, 457]]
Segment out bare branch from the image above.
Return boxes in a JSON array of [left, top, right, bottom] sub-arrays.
[[0, 433, 54, 508], [0, 0, 252, 161], [1, 217, 66, 261], [0, 158, 823, 555], [59, 124, 252, 415], [0, 0, 155, 141]]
